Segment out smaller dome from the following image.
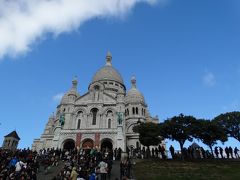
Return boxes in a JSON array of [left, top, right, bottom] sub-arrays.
[[61, 77, 80, 104], [125, 76, 145, 104]]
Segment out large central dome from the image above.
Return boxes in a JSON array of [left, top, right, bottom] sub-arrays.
[[92, 52, 124, 85]]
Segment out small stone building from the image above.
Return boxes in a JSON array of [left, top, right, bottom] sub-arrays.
[[2, 131, 20, 150]]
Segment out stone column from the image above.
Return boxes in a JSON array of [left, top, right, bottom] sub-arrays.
[[76, 133, 82, 148], [95, 133, 100, 149]]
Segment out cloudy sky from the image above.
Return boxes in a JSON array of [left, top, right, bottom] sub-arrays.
[[0, 0, 240, 149]]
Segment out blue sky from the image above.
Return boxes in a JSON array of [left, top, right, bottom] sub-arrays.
[[0, 0, 240, 150]]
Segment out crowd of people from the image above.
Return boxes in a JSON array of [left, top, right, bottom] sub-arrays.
[[126, 145, 167, 160], [169, 145, 240, 160], [214, 146, 239, 159], [52, 147, 134, 180], [0, 144, 239, 180], [0, 148, 39, 179], [0, 146, 132, 180], [51, 148, 115, 180]]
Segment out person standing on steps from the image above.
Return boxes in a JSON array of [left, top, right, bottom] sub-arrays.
[[70, 167, 78, 180], [219, 147, 224, 159], [225, 147, 229, 159], [234, 147, 239, 159], [169, 145, 175, 159], [229, 146, 234, 159], [99, 159, 108, 180], [214, 147, 219, 158]]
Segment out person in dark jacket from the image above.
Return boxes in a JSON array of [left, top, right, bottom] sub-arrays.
[[229, 146, 234, 159], [214, 147, 219, 158], [219, 147, 224, 159], [234, 147, 239, 159], [169, 145, 175, 159], [225, 147, 229, 159]]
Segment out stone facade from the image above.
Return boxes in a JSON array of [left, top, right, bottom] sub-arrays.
[[32, 52, 159, 152]]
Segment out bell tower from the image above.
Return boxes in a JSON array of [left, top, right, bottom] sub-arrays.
[[2, 130, 20, 151]]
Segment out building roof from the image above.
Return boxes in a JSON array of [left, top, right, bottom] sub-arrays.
[[190, 142, 200, 149], [91, 52, 124, 85], [4, 131, 20, 140]]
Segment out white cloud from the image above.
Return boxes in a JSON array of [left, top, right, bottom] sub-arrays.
[[203, 71, 216, 87], [0, 0, 161, 59], [52, 93, 64, 102]]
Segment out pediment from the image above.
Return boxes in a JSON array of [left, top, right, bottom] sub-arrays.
[[75, 92, 116, 105], [103, 92, 116, 104], [75, 92, 90, 104]]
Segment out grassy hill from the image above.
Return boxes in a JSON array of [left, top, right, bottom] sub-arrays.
[[133, 159, 240, 180]]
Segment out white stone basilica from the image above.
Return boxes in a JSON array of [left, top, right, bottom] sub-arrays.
[[32, 52, 159, 152]]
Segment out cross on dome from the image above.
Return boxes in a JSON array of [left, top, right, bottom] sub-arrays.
[[106, 51, 112, 66], [131, 76, 137, 88], [72, 76, 78, 89]]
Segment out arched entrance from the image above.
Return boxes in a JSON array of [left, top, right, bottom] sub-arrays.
[[101, 139, 113, 151], [82, 139, 94, 149], [63, 139, 75, 150]]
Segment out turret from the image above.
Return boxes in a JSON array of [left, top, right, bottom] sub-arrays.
[[60, 77, 80, 105], [125, 76, 147, 121]]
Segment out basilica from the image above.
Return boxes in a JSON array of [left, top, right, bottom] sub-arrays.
[[32, 52, 159, 152]]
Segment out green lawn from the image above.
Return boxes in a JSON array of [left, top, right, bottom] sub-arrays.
[[133, 159, 240, 180]]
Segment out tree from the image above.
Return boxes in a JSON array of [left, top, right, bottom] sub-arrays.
[[192, 119, 227, 156], [159, 114, 196, 155], [213, 111, 240, 142], [133, 122, 162, 147]]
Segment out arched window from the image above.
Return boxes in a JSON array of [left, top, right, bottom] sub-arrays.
[[136, 107, 139, 115], [77, 119, 81, 129], [94, 85, 100, 90], [142, 108, 144, 115], [77, 111, 83, 116], [91, 108, 98, 125], [127, 109, 129, 116], [132, 107, 135, 115], [107, 110, 113, 117], [108, 119, 111, 129]]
